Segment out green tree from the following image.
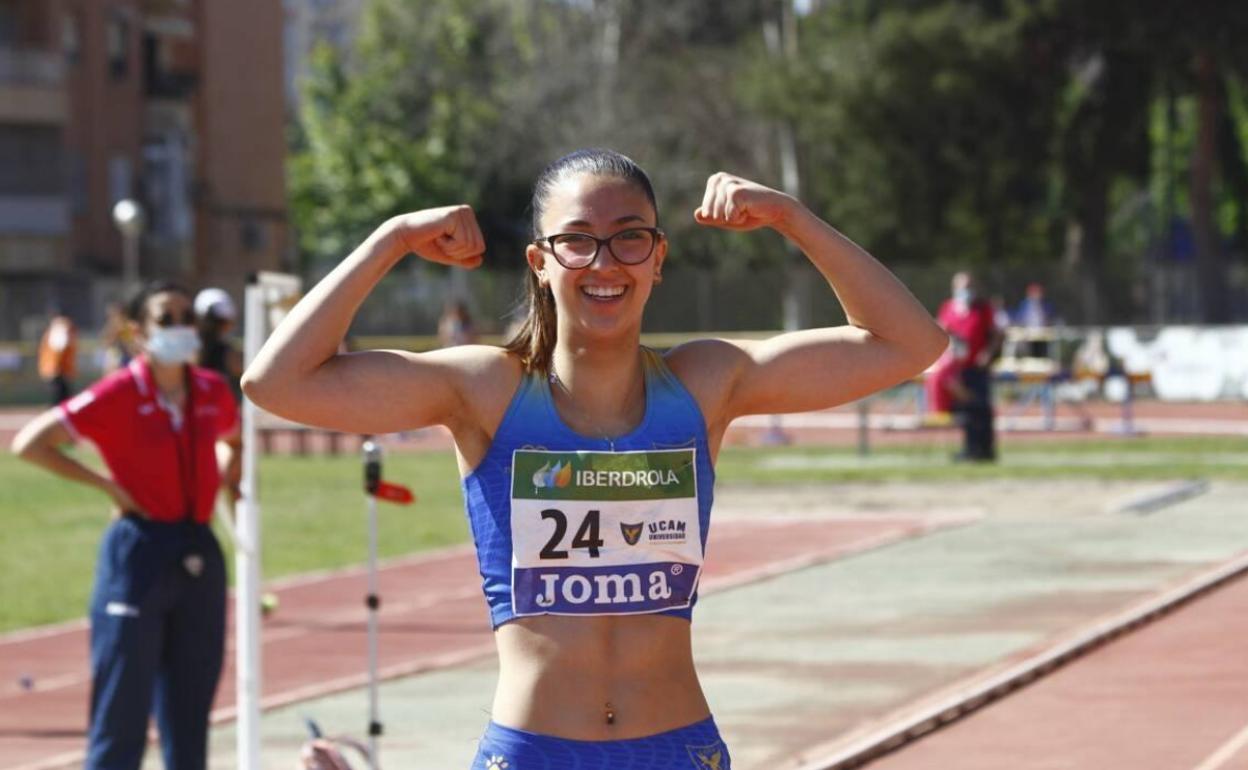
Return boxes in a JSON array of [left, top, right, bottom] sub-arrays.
[[290, 0, 532, 271], [290, 0, 789, 310], [772, 2, 1063, 267], [771, 0, 1248, 322]]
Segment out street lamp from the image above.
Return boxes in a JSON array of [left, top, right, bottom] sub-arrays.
[[111, 199, 146, 294]]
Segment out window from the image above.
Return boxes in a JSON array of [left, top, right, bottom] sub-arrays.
[[0, 126, 64, 196], [240, 218, 267, 253], [107, 14, 128, 79], [0, 2, 17, 46], [108, 155, 132, 205], [63, 13, 80, 64], [70, 153, 87, 215]]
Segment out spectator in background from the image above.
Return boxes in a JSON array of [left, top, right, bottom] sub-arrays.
[[937, 271, 1003, 461], [194, 288, 243, 403], [1013, 282, 1056, 329], [11, 281, 240, 770], [924, 345, 970, 417], [437, 299, 478, 347], [37, 309, 77, 405], [99, 302, 138, 374], [1012, 282, 1058, 359], [195, 288, 244, 504]]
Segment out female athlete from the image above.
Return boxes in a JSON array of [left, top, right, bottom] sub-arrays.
[[243, 149, 948, 768]]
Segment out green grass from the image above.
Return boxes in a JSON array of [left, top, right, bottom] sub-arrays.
[[1, 435, 1243, 631], [0, 450, 470, 632]]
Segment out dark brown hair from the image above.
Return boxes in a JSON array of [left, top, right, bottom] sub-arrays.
[[504, 148, 658, 373], [125, 280, 193, 324]]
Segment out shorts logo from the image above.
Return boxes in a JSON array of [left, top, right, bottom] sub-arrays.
[[620, 522, 643, 545], [484, 755, 509, 770], [686, 742, 727, 770]]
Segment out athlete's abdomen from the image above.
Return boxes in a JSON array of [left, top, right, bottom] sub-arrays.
[[490, 613, 711, 740]]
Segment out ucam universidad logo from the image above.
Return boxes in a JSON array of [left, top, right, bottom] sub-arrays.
[[620, 522, 644, 545]]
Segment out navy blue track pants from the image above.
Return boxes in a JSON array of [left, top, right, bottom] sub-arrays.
[[86, 515, 226, 770]]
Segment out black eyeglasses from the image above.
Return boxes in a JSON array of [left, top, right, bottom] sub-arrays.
[[534, 227, 663, 270], [154, 310, 195, 328]]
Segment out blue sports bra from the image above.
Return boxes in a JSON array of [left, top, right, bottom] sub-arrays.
[[461, 347, 715, 628]]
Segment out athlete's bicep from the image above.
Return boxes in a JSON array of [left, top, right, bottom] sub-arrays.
[[250, 347, 466, 435], [723, 327, 937, 418]]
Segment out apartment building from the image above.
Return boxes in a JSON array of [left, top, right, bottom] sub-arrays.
[[0, 0, 287, 340]]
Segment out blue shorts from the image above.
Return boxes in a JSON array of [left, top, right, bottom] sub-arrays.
[[471, 717, 731, 770]]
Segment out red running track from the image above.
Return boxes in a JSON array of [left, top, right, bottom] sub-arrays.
[[864, 569, 1248, 770], [0, 514, 957, 770]]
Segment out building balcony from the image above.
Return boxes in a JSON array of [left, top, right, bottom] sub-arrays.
[[0, 48, 67, 124], [0, 232, 69, 274], [0, 48, 65, 87], [146, 68, 197, 100], [0, 196, 70, 236]]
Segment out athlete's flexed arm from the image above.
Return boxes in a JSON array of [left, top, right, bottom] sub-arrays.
[[671, 173, 948, 429], [242, 206, 489, 435]]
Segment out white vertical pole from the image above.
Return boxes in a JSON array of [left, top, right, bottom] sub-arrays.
[[235, 283, 265, 770], [362, 440, 383, 768]]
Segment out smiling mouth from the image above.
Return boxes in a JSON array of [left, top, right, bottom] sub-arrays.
[[581, 285, 626, 300]]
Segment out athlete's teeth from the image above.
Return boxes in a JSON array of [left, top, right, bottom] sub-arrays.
[[584, 286, 624, 298]]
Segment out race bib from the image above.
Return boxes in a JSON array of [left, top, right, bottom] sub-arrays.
[[510, 448, 702, 617]]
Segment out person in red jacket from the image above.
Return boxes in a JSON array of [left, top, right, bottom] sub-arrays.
[[11, 280, 240, 770], [937, 271, 1002, 461]]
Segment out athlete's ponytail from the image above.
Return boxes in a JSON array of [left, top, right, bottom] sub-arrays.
[[505, 270, 559, 374], [504, 148, 658, 373]]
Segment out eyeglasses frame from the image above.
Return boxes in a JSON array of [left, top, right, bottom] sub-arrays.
[[532, 226, 664, 270]]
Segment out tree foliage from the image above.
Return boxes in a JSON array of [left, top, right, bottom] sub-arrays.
[[289, 0, 1248, 323]]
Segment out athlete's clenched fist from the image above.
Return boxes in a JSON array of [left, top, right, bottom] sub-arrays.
[[694, 173, 797, 232], [387, 204, 485, 268]]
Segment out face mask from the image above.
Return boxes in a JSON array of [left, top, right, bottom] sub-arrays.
[[147, 326, 201, 364], [954, 288, 975, 304]]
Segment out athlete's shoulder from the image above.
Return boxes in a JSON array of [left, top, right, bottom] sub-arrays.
[[426, 344, 526, 418], [427, 342, 521, 372], [662, 339, 748, 428], [424, 346, 527, 453], [664, 338, 751, 381]]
